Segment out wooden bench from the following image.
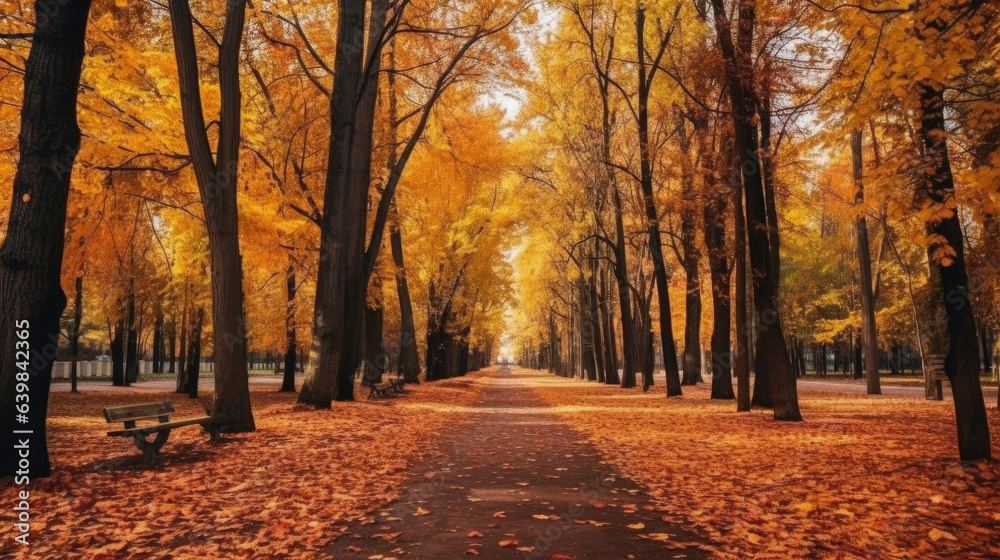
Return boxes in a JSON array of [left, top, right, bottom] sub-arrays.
[[104, 401, 218, 463], [368, 382, 393, 399], [387, 378, 405, 394], [925, 353, 949, 401]]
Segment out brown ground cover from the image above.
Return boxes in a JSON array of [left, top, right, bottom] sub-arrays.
[[0, 376, 484, 559], [528, 372, 1000, 560]]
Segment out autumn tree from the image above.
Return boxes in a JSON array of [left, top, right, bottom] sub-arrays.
[[0, 0, 94, 478], [166, 0, 255, 430]]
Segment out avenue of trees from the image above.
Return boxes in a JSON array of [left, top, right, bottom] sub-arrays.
[[507, 0, 998, 461], [0, 0, 997, 477], [0, 0, 526, 477]]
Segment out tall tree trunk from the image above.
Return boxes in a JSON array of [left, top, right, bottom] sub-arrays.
[[758, 56, 781, 285], [917, 80, 990, 461], [589, 257, 606, 383], [852, 130, 881, 394], [112, 319, 125, 386], [579, 278, 598, 381], [385, 49, 421, 385], [612, 187, 638, 389], [301, 0, 387, 405], [733, 140, 752, 411], [363, 274, 386, 386], [187, 308, 204, 399], [678, 116, 704, 386], [152, 307, 163, 374], [391, 210, 421, 384], [176, 287, 188, 393], [168, 0, 255, 431], [125, 278, 137, 385], [0, 0, 93, 478], [281, 266, 297, 392], [167, 317, 176, 374], [635, 7, 682, 396], [711, 0, 800, 420], [600, 267, 621, 385], [70, 276, 83, 393], [705, 150, 733, 400]]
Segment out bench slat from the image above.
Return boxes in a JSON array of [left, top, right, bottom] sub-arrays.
[[104, 401, 175, 423], [107, 416, 212, 438]]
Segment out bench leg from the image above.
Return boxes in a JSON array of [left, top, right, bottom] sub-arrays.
[[133, 429, 171, 464], [202, 423, 221, 443]]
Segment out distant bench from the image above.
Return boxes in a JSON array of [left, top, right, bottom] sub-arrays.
[[368, 378, 406, 400], [104, 401, 218, 463], [925, 353, 949, 401]]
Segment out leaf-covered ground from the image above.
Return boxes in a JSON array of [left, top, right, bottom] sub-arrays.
[[0, 376, 485, 559], [530, 371, 1000, 560], [4, 369, 999, 559]]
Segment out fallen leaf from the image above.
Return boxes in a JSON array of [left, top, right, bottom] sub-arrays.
[[639, 533, 670, 542], [928, 528, 957, 541]]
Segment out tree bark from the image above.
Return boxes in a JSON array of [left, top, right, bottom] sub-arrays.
[[176, 287, 188, 393], [125, 278, 137, 385], [0, 0, 93, 478], [187, 308, 204, 399], [711, 0, 800, 420], [167, 317, 176, 374], [152, 307, 163, 374], [70, 276, 83, 393], [732, 137, 752, 411], [589, 256, 606, 383], [301, 0, 386, 405], [168, 0, 255, 430], [635, 7, 682, 396], [281, 266, 297, 392], [705, 148, 734, 400], [600, 267, 621, 385], [678, 116, 704, 386], [917, 80, 990, 460], [390, 209, 422, 384], [112, 319, 125, 386], [385, 50, 421, 385], [363, 274, 386, 386], [852, 130, 881, 394]]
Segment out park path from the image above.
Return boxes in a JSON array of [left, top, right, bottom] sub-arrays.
[[325, 368, 710, 560]]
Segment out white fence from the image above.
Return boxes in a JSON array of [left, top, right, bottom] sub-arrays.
[[51, 360, 216, 379]]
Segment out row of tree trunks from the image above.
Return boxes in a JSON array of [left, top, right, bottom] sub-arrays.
[[711, 0, 801, 420]]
